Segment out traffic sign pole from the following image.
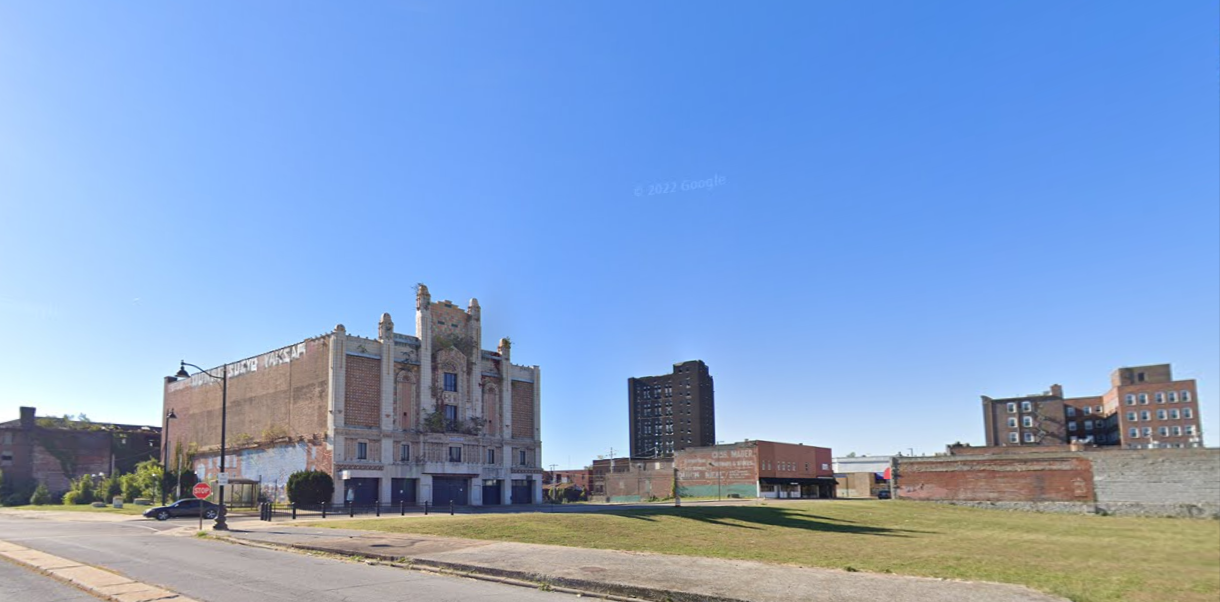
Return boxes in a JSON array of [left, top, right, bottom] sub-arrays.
[[192, 483, 212, 531]]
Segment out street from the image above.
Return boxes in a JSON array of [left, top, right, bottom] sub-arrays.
[[0, 513, 575, 602]]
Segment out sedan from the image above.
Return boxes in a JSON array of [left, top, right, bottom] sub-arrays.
[[143, 499, 220, 521]]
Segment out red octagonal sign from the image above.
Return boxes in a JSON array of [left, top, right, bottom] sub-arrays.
[[193, 482, 212, 500]]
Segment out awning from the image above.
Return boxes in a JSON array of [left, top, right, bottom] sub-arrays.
[[759, 477, 838, 486]]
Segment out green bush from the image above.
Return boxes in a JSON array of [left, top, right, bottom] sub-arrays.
[[286, 470, 334, 506], [162, 468, 198, 501], [120, 460, 162, 502], [29, 482, 51, 505], [64, 474, 95, 505], [97, 475, 123, 503]]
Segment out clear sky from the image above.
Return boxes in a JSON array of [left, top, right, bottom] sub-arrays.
[[2, 2, 1217, 466]]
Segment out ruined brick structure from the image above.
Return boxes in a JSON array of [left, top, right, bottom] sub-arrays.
[[162, 285, 542, 506], [981, 364, 1203, 450], [0, 407, 161, 495]]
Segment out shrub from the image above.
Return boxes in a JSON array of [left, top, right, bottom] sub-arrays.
[[287, 470, 334, 506], [29, 483, 51, 505], [63, 475, 95, 505]]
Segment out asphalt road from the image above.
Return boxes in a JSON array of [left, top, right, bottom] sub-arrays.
[[0, 514, 576, 602], [0, 556, 100, 602]]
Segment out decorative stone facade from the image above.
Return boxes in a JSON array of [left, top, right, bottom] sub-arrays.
[[162, 284, 542, 506]]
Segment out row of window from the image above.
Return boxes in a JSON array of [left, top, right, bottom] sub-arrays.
[[1124, 391, 1192, 405], [356, 442, 529, 466], [1126, 408, 1193, 422], [1128, 425, 1197, 438], [1008, 432, 1038, 443], [1065, 405, 1103, 417]]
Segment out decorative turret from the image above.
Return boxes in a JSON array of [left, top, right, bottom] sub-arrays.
[[498, 337, 511, 362], [468, 298, 480, 321], [379, 312, 394, 341], [416, 283, 431, 310]]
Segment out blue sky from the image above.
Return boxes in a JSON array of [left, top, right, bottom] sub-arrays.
[[1, 2, 1217, 465]]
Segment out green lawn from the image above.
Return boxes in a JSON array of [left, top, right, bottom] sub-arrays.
[[310, 500, 1219, 602], [1, 504, 149, 516]]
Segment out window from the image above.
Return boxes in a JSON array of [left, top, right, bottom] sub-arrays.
[[1068, 421, 1077, 431], [357, 441, 368, 460], [1158, 426, 1169, 437], [1155, 392, 1165, 404], [1022, 416, 1034, 427], [487, 448, 495, 464], [1066, 406, 1076, 417], [400, 444, 410, 461], [1007, 417, 1018, 428], [1140, 411, 1150, 421], [1184, 408, 1193, 419], [1008, 433, 1018, 443], [1095, 405, 1103, 414], [1156, 409, 1167, 420], [0, 452, 11, 466], [519, 450, 528, 466], [1006, 402, 1016, 413], [1139, 394, 1148, 404], [1187, 425, 1196, 435], [1125, 394, 1135, 405], [1182, 390, 1192, 402], [1170, 409, 1180, 419], [1172, 426, 1182, 436], [1168, 391, 1178, 402], [1021, 401, 1032, 412], [1126, 411, 1137, 421], [444, 404, 458, 423], [448, 446, 462, 462], [1128, 427, 1139, 438], [1083, 406, 1092, 415], [1023, 432, 1035, 443], [1084, 420, 1094, 431], [1142, 427, 1152, 437], [1137, 372, 1146, 382], [443, 372, 458, 392]]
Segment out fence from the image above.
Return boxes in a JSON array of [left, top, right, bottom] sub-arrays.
[[256, 500, 463, 521]]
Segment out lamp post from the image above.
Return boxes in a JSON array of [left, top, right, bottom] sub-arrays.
[[173, 360, 229, 530], [708, 462, 721, 501], [161, 409, 177, 505]]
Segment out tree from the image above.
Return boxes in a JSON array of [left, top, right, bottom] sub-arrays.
[[29, 482, 51, 505], [286, 470, 334, 506], [120, 460, 163, 502]]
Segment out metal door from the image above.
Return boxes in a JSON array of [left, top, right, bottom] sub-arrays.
[[431, 477, 468, 506], [390, 478, 417, 504], [481, 479, 502, 505], [511, 479, 532, 504]]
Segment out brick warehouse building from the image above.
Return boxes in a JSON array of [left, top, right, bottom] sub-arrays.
[[982, 364, 1202, 450], [628, 360, 715, 458], [162, 285, 542, 507]]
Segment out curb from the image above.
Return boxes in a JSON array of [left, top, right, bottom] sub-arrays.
[[0, 539, 199, 602], [222, 535, 748, 602]]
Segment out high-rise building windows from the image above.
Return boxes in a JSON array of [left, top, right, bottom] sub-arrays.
[[1008, 432, 1018, 443], [1023, 432, 1036, 443], [1155, 392, 1165, 404], [1157, 409, 1167, 420], [1126, 411, 1137, 421], [1184, 408, 1193, 419], [1007, 402, 1017, 413], [1140, 411, 1151, 421], [1182, 390, 1192, 402], [1139, 394, 1148, 404], [1125, 394, 1136, 405], [1128, 427, 1139, 438], [1168, 391, 1178, 402], [1021, 401, 1032, 412], [1022, 416, 1034, 427]]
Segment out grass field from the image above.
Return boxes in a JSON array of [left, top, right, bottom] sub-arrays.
[[312, 500, 1219, 602], [1, 504, 148, 515]]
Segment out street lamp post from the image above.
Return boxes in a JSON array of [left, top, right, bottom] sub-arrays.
[[708, 462, 721, 501], [173, 360, 229, 530], [161, 409, 177, 505]]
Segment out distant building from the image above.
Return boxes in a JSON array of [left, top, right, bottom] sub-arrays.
[[162, 285, 543, 507], [0, 407, 161, 495], [833, 455, 893, 499], [601, 440, 836, 502], [981, 364, 1203, 449], [628, 360, 715, 458]]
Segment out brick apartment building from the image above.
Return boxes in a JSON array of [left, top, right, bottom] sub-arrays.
[[982, 364, 1202, 450], [628, 360, 715, 458], [0, 407, 161, 494], [162, 285, 543, 506]]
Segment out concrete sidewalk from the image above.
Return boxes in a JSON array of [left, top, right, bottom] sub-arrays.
[[220, 522, 1067, 602], [0, 539, 199, 602]]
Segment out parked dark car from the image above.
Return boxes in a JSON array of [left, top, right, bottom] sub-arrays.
[[143, 499, 220, 521], [877, 489, 892, 499]]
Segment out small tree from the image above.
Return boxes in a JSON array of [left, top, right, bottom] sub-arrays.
[[286, 470, 334, 506], [63, 474, 96, 505], [29, 482, 51, 505]]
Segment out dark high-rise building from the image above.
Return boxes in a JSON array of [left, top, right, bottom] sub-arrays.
[[628, 360, 715, 458]]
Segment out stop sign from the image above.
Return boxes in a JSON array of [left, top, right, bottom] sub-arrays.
[[193, 482, 212, 500]]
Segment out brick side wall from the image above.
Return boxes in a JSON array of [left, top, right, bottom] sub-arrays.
[[511, 381, 534, 439], [163, 337, 331, 458], [344, 355, 381, 428], [897, 455, 1094, 502], [29, 429, 114, 493]]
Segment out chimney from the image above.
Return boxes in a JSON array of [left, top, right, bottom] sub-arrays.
[[19, 406, 35, 430], [1050, 384, 1064, 398]]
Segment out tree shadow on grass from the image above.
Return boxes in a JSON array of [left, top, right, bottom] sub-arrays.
[[607, 506, 932, 537]]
